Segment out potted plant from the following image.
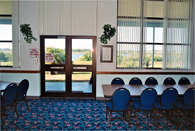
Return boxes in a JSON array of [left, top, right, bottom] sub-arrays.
[[99, 24, 116, 44], [20, 24, 37, 44]]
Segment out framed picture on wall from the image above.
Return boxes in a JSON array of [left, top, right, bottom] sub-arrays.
[[100, 45, 113, 63]]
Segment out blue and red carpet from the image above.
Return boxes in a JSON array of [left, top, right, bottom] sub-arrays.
[[1, 98, 194, 130]]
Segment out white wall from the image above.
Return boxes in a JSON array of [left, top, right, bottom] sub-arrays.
[[1, 73, 40, 96], [97, 0, 118, 71], [19, 1, 40, 70]]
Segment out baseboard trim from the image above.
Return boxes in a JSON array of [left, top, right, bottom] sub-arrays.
[[26, 96, 110, 100], [96, 71, 194, 75], [96, 97, 110, 100], [26, 96, 41, 99]]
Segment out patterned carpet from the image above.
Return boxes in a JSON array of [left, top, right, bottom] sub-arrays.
[[1, 98, 194, 130]]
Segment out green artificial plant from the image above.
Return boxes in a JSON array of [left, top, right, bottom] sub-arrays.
[[99, 24, 116, 44], [20, 24, 37, 44]]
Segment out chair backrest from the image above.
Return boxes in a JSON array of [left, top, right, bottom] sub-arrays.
[[112, 88, 130, 107], [145, 77, 158, 85], [129, 77, 142, 85], [17, 79, 29, 100], [161, 87, 178, 106], [183, 87, 195, 106], [140, 88, 157, 106], [163, 77, 176, 85], [2, 83, 18, 106], [178, 77, 191, 85], [111, 77, 125, 85]]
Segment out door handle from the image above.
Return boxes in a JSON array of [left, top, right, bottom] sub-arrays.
[[50, 67, 64, 69], [73, 67, 87, 69]]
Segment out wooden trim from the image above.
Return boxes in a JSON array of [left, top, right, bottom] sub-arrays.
[[26, 96, 40, 99], [96, 97, 110, 101], [0, 70, 40, 73], [96, 71, 194, 75], [0, 15, 12, 17]]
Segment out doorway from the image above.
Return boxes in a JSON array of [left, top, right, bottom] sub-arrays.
[[40, 36, 96, 98]]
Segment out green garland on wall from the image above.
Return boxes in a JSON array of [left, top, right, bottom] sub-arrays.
[[20, 24, 37, 44], [99, 24, 116, 44]]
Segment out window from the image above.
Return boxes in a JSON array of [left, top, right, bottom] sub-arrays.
[[0, 1, 12, 67], [0, 15, 12, 66], [117, 0, 192, 69]]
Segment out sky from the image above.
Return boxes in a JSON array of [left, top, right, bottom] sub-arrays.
[[0, 25, 12, 49], [45, 38, 93, 50]]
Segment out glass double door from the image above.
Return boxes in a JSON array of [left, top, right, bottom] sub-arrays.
[[41, 36, 96, 98]]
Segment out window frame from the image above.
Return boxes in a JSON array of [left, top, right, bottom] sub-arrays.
[[0, 14, 13, 67]]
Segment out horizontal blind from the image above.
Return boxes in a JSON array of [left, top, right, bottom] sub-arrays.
[[40, 0, 96, 35], [117, 0, 141, 69], [166, 0, 191, 69]]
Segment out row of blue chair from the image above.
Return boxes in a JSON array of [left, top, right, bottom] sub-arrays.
[[111, 77, 191, 85], [106, 86, 194, 129], [1, 79, 29, 126]]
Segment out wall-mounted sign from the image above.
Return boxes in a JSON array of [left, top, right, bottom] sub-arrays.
[[30, 48, 39, 58], [100, 45, 113, 63], [45, 53, 54, 62]]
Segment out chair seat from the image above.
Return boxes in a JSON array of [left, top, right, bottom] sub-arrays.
[[107, 102, 128, 111], [154, 101, 174, 110], [156, 96, 160, 101], [177, 96, 182, 101], [130, 97, 139, 101], [17, 95, 25, 100], [1, 100, 14, 107], [133, 101, 154, 110], [175, 101, 194, 109]]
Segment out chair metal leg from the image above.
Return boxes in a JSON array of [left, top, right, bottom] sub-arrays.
[[14, 104, 19, 118], [136, 110, 138, 130], [106, 107, 108, 121], [127, 109, 131, 128], [24, 100, 30, 110], [177, 109, 180, 123], [153, 110, 157, 129], [109, 111, 112, 130], [130, 106, 133, 117], [156, 110, 158, 129], [146, 111, 148, 120], [1, 115, 4, 126]]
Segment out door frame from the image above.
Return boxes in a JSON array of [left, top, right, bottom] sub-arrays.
[[40, 35, 96, 98]]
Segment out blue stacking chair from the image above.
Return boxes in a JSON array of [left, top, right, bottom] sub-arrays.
[[129, 77, 142, 85], [1, 83, 19, 126], [16, 79, 30, 110], [111, 77, 125, 85], [131, 88, 157, 130], [154, 87, 178, 128], [178, 77, 191, 85], [178, 77, 191, 101], [145, 77, 158, 85], [175, 87, 195, 123], [106, 88, 131, 129], [129, 77, 142, 101], [163, 77, 176, 85]]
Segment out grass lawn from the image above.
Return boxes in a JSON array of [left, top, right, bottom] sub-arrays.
[[0, 61, 12, 66], [72, 60, 92, 65], [45, 72, 91, 82], [148, 62, 162, 68]]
